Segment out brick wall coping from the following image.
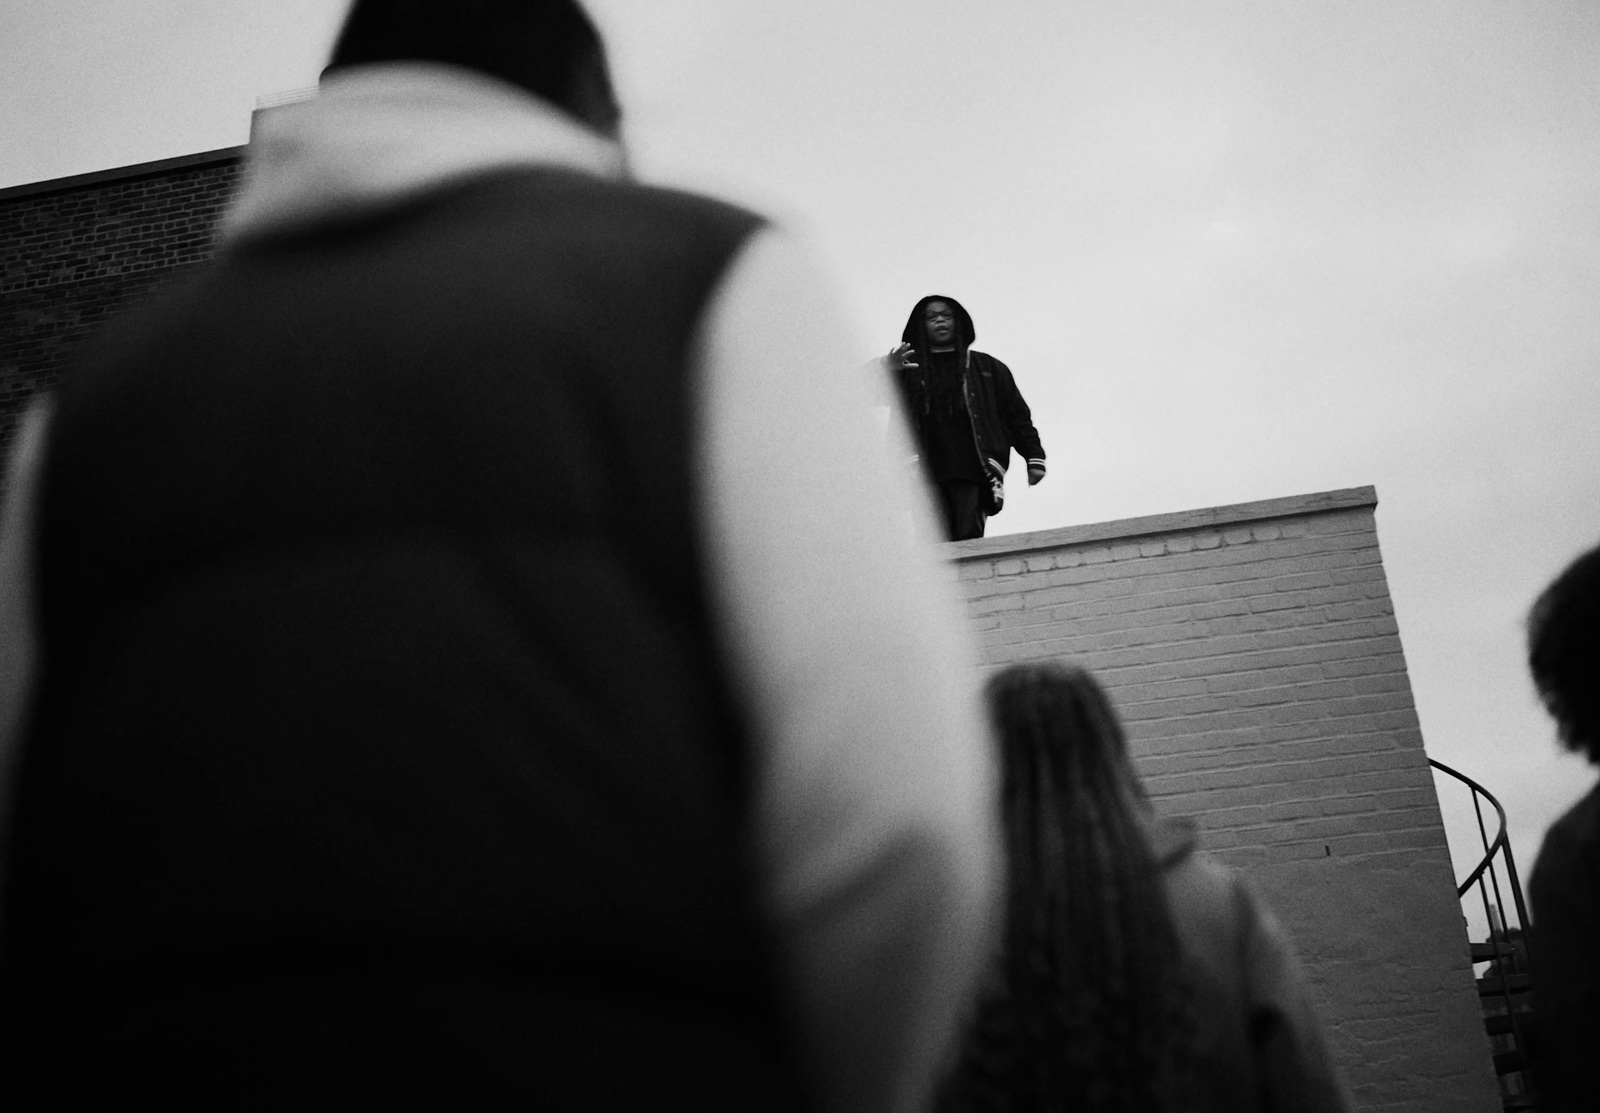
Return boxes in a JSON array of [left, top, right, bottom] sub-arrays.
[[948, 485, 1379, 560], [0, 147, 246, 204]]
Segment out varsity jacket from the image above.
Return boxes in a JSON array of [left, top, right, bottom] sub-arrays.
[[895, 294, 1046, 511]]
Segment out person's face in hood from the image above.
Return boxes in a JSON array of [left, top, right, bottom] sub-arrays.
[[923, 300, 958, 348]]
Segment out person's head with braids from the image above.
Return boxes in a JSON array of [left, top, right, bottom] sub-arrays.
[[939, 661, 1197, 1112]]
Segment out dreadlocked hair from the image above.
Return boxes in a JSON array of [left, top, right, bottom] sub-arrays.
[[915, 349, 969, 418], [899, 297, 970, 420], [937, 662, 1198, 1113]]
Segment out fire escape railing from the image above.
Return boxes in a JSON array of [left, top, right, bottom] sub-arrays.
[[1430, 757, 1537, 1111]]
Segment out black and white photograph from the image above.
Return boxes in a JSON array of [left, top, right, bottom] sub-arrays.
[[1, 2, 1596, 1109]]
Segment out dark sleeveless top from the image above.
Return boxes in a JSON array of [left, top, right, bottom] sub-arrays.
[[0, 168, 807, 1108]]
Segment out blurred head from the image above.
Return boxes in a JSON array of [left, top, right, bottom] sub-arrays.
[[326, 0, 621, 137], [986, 661, 1143, 804], [938, 661, 1194, 1112], [1528, 544, 1600, 764]]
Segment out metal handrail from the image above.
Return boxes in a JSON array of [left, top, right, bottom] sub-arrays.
[[1431, 758, 1509, 894], [1430, 757, 1538, 1109], [1429, 758, 1533, 934]]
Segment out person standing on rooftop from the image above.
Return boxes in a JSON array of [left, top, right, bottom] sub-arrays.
[[883, 294, 1046, 541]]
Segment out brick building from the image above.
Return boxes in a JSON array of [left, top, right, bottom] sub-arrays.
[[0, 148, 242, 461], [948, 489, 1501, 1112], [0, 153, 1504, 1111]]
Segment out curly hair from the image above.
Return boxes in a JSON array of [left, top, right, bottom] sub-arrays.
[[937, 662, 1197, 1113], [1528, 544, 1600, 764]]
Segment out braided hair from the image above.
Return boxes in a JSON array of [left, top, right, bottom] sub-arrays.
[[938, 663, 1198, 1112], [919, 350, 970, 419], [899, 295, 973, 420]]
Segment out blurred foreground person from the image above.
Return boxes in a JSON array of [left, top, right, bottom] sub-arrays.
[[1526, 545, 1600, 1112], [938, 663, 1349, 1113], [0, 2, 998, 1107], [882, 295, 1045, 542]]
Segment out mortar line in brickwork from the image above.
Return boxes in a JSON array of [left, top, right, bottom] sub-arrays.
[[1118, 693, 1413, 726], [1152, 773, 1427, 799], [1157, 789, 1435, 817], [1132, 731, 1411, 762], [1132, 715, 1415, 740], [1139, 735, 1414, 761], [1275, 831, 1450, 857], [1011, 554, 1388, 593], [981, 534, 1386, 581], [994, 623, 1402, 664], [999, 573, 1391, 619], [1093, 646, 1403, 679], [1179, 763, 1430, 790], [947, 487, 1378, 562], [1126, 711, 1420, 741], [969, 519, 1380, 570], [1132, 726, 1420, 761], [1120, 703, 1410, 733], [1176, 817, 1446, 845], [1148, 770, 1426, 802], [1155, 787, 1427, 813], [1152, 777, 1427, 802], [1176, 808, 1441, 837], [1160, 611, 1397, 643], [1116, 668, 1402, 699], [974, 534, 1384, 587], [1126, 665, 1414, 700], [1002, 593, 1399, 626]]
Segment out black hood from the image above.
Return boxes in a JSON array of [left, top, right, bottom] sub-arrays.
[[901, 294, 976, 353]]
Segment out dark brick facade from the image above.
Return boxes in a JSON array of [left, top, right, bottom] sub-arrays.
[[0, 149, 242, 463]]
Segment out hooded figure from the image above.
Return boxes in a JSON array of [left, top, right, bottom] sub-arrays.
[[889, 294, 1046, 541]]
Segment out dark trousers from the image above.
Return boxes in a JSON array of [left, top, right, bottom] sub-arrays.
[[936, 481, 988, 541]]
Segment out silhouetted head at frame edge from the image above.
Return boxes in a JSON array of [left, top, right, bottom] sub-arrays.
[[325, 0, 622, 138], [1528, 544, 1600, 764]]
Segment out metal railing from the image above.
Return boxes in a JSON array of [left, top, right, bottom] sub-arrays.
[[1430, 757, 1537, 1111]]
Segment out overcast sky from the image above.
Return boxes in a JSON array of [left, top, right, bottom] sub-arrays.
[[3, 0, 1597, 904]]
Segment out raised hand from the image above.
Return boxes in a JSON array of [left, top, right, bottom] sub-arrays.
[[887, 342, 919, 372]]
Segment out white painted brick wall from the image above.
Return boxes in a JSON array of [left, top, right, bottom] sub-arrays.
[[946, 487, 1501, 1113]]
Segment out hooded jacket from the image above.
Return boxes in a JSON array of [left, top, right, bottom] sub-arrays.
[[894, 294, 1045, 510]]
